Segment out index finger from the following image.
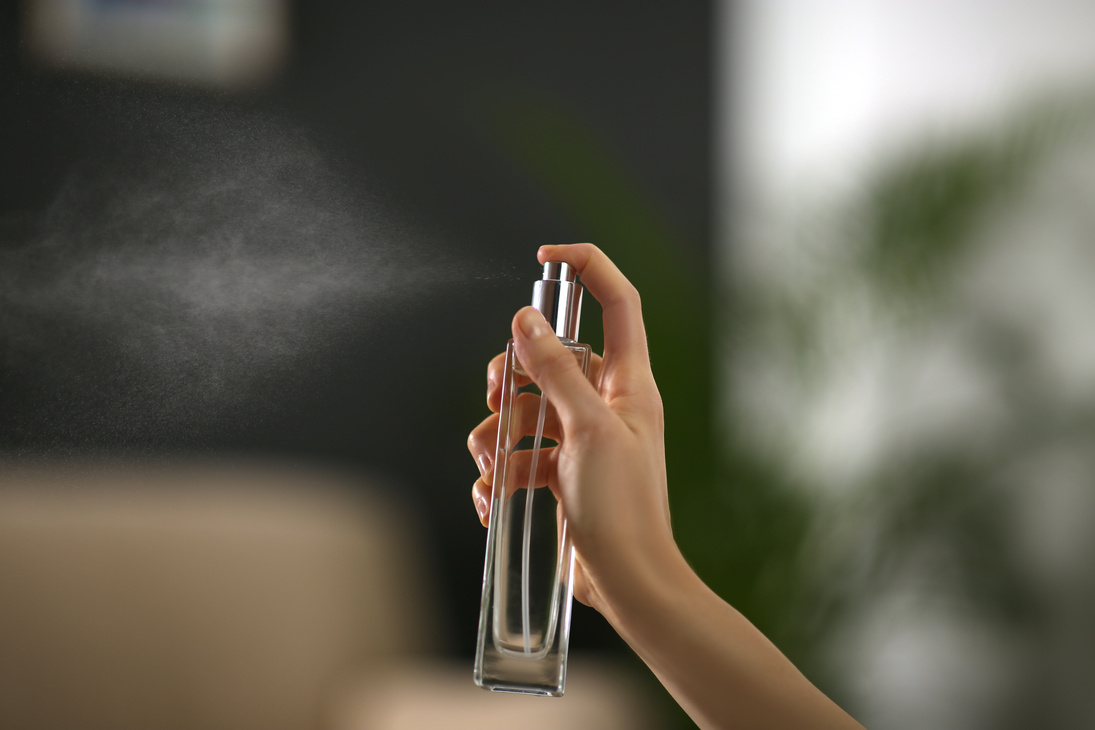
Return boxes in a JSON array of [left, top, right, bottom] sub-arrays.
[[537, 243, 649, 370]]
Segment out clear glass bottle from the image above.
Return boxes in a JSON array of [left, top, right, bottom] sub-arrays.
[[474, 261, 591, 696]]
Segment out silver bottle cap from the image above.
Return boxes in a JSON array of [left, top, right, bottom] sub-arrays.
[[531, 261, 583, 340]]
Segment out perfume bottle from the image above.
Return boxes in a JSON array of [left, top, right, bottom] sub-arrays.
[[474, 261, 592, 696]]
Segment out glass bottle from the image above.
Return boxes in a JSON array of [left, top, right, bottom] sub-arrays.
[[474, 261, 591, 696]]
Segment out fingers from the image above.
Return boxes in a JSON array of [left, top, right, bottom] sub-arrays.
[[472, 476, 491, 525], [512, 307, 606, 431], [470, 446, 558, 527], [469, 389, 562, 527], [468, 412, 500, 481], [468, 395, 562, 480], [486, 352, 530, 413], [487, 350, 603, 414], [486, 352, 507, 413], [538, 243, 649, 373]]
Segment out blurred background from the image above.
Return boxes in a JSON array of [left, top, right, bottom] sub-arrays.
[[724, 2, 1095, 729], [0, 1, 709, 728], [3, 1, 1095, 728]]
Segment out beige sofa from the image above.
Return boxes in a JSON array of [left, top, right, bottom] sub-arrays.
[[0, 460, 658, 730]]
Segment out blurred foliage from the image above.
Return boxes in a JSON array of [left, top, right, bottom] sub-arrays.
[[735, 92, 1095, 725], [859, 99, 1094, 301]]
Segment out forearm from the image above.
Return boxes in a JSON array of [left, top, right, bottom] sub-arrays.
[[599, 539, 864, 730]]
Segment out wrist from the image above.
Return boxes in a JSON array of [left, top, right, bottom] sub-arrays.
[[591, 528, 700, 646]]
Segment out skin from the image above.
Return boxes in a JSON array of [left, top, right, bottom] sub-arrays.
[[468, 244, 865, 730]]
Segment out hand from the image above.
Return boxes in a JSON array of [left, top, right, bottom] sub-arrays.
[[467, 243, 675, 620], [468, 245, 866, 729]]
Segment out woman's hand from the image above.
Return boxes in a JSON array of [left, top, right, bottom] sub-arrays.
[[467, 242, 675, 618], [467, 243, 865, 730]]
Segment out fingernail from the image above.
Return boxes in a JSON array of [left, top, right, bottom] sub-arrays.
[[477, 453, 491, 477], [487, 373, 496, 398], [475, 494, 489, 523], [517, 308, 550, 339]]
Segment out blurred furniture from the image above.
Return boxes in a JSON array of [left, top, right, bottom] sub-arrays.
[[0, 460, 656, 730]]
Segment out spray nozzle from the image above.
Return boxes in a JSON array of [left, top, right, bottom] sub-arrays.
[[532, 261, 583, 341]]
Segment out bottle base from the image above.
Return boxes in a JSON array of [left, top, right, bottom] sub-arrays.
[[473, 651, 567, 697]]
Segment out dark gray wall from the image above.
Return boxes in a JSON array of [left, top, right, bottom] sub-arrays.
[[0, 0, 713, 657]]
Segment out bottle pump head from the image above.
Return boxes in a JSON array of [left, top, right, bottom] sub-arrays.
[[532, 262, 583, 341]]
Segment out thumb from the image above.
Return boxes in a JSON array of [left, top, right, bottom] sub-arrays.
[[512, 306, 604, 428]]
